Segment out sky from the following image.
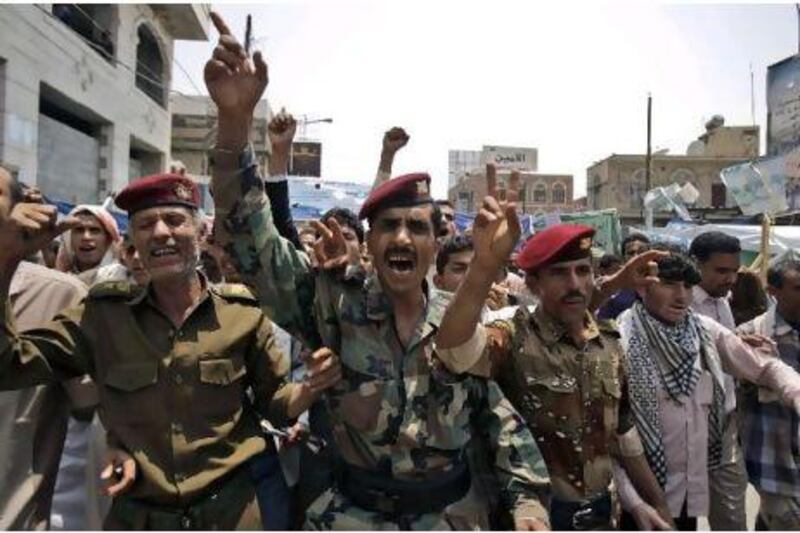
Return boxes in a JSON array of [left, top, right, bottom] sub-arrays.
[[172, 1, 800, 200]]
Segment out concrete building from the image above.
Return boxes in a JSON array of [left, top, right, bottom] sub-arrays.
[[0, 4, 210, 204], [170, 94, 271, 212], [587, 117, 759, 225], [448, 149, 481, 188]]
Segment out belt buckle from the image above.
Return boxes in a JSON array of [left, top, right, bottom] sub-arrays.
[[572, 505, 595, 530]]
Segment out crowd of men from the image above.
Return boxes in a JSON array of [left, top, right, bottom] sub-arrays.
[[0, 11, 798, 531]]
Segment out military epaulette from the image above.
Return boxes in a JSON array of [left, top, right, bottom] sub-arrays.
[[596, 318, 621, 337], [88, 280, 140, 300], [212, 283, 258, 304]]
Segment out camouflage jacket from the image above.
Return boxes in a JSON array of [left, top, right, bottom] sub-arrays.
[[487, 305, 636, 503], [211, 145, 550, 522]]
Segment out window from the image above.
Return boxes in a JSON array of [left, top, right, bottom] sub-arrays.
[[136, 25, 165, 107], [53, 5, 115, 62], [533, 183, 547, 203], [552, 183, 566, 204], [711, 183, 727, 208]]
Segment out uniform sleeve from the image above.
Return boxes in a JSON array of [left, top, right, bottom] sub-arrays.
[[436, 320, 514, 379], [0, 298, 94, 390], [471, 378, 550, 525], [246, 314, 296, 427], [212, 145, 321, 348]]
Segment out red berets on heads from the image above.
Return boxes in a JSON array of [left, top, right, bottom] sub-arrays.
[[358, 172, 433, 220], [115, 174, 201, 214], [516, 224, 595, 272]]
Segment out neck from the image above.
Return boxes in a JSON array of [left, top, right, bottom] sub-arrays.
[[151, 271, 203, 327], [388, 286, 426, 319], [542, 304, 588, 345]]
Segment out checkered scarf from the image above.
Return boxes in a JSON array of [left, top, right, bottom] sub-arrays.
[[625, 301, 726, 486]]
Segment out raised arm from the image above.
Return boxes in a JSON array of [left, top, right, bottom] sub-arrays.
[[265, 108, 302, 250], [205, 12, 320, 345], [372, 127, 409, 189], [435, 165, 520, 363]]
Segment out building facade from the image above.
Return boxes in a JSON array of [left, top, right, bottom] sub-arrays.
[[449, 169, 575, 215], [587, 120, 759, 225], [0, 4, 209, 204], [170, 94, 271, 212]]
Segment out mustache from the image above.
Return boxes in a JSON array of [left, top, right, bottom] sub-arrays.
[[560, 290, 586, 303]]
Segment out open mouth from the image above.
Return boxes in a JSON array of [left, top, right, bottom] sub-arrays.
[[150, 247, 179, 259], [78, 244, 97, 253], [385, 250, 416, 275]]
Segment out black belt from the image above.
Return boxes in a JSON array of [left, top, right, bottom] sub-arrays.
[[550, 492, 612, 531], [336, 461, 471, 517]]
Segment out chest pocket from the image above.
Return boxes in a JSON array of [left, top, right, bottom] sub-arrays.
[[101, 360, 159, 425], [197, 357, 247, 421]]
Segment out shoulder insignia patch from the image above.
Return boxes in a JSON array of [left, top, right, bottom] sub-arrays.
[[88, 280, 139, 299], [213, 283, 258, 304]]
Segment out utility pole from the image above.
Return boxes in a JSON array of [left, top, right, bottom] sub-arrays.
[[644, 94, 652, 219]]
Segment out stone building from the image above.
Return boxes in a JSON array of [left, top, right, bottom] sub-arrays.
[[170, 94, 271, 212], [449, 169, 575, 214], [587, 117, 759, 225], [0, 4, 209, 204]]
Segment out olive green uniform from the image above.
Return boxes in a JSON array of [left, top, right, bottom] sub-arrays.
[[0, 279, 295, 529]]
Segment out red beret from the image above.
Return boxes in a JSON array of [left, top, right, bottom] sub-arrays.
[[359, 172, 432, 220], [115, 174, 201, 214], [516, 224, 595, 272]]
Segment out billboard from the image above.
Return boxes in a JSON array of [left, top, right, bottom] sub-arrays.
[[480, 145, 538, 171], [290, 141, 322, 177], [767, 55, 800, 156]]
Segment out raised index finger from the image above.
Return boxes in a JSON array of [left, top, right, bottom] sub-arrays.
[[210, 11, 233, 37], [486, 163, 497, 199]]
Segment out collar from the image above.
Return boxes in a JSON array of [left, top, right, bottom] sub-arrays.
[[364, 272, 448, 338], [770, 307, 795, 337], [532, 304, 601, 348], [127, 270, 210, 308], [692, 284, 730, 305]]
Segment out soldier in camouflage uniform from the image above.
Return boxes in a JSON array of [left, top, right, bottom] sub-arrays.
[[434, 208, 676, 530], [205, 12, 550, 530]]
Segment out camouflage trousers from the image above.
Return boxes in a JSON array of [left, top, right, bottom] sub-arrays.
[[304, 485, 489, 530]]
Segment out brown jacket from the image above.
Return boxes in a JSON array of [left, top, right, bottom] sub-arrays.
[[0, 278, 294, 507]]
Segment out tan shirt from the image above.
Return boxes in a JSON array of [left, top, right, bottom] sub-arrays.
[[0, 261, 88, 529], [0, 278, 295, 506]]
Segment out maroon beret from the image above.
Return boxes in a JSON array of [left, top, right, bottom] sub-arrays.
[[516, 224, 595, 272], [115, 174, 201, 214], [359, 172, 432, 220]]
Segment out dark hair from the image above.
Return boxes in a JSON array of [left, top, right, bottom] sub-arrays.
[[322, 208, 364, 243], [621, 233, 650, 252], [767, 253, 800, 289], [599, 253, 622, 270], [367, 201, 443, 240], [652, 245, 702, 285], [436, 234, 473, 275], [689, 231, 741, 263]]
